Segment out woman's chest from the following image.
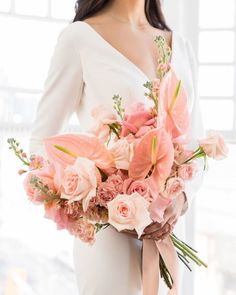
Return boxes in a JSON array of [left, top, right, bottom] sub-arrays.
[[77, 32, 195, 128]]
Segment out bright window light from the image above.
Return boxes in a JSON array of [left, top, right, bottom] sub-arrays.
[[199, 0, 235, 28], [51, 0, 76, 20], [199, 31, 235, 63], [198, 65, 234, 97], [15, 0, 48, 17]]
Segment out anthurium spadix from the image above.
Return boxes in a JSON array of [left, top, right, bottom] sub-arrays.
[[158, 68, 190, 143], [44, 133, 114, 171], [129, 128, 174, 193]]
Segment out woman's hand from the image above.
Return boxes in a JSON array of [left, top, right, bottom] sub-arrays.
[[119, 223, 173, 242], [161, 192, 186, 228]]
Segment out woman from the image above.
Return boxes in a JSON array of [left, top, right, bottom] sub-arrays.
[[29, 0, 204, 294]]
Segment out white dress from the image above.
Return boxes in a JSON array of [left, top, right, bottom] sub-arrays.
[[29, 21, 204, 295]]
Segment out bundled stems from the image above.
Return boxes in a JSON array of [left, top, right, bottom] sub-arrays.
[[171, 234, 208, 268], [159, 254, 173, 289], [160, 234, 207, 289]]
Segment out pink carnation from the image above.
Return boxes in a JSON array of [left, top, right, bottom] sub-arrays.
[[84, 205, 108, 224], [44, 200, 69, 230], [44, 200, 96, 244], [96, 175, 123, 207], [68, 219, 96, 245]]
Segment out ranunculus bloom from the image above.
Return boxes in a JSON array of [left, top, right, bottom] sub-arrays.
[[199, 130, 228, 160], [24, 164, 57, 204], [165, 177, 185, 199], [60, 157, 100, 211], [123, 179, 153, 203], [90, 105, 117, 141], [178, 163, 197, 181], [107, 192, 152, 238], [120, 102, 156, 138], [96, 174, 123, 207], [110, 138, 131, 170]]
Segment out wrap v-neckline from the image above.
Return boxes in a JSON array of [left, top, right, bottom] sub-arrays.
[[79, 20, 175, 82]]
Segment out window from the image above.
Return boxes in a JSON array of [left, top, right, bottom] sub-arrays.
[[195, 1, 236, 294], [198, 0, 236, 140], [0, 1, 78, 293]]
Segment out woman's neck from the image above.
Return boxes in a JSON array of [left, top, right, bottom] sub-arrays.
[[104, 0, 148, 26]]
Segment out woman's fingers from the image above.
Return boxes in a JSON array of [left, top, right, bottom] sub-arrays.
[[142, 223, 170, 239], [143, 222, 162, 235]]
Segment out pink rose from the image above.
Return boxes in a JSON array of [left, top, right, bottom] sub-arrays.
[[96, 174, 123, 207], [60, 157, 100, 212], [178, 163, 198, 181], [110, 138, 131, 170], [107, 192, 152, 238], [199, 130, 228, 160], [123, 179, 153, 203], [24, 164, 57, 204], [120, 102, 156, 138], [165, 177, 185, 199]]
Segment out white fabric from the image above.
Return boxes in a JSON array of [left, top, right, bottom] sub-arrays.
[[29, 21, 204, 295]]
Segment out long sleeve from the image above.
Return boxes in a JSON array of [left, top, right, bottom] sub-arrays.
[[29, 25, 84, 157], [181, 40, 206, 214]]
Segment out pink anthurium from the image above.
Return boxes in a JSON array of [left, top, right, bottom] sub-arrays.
[[44, 133, 114, 171], [158, 68, 190, 143], [128, 128, 174, 192]]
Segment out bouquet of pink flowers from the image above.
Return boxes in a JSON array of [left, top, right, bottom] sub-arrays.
[[8, 36, 228, 292]]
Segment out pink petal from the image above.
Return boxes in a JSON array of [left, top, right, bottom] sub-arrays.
[[44, 133, 114, 171], [159, 69, 190, 142], [148, 194, 172, 223], [129, 128, 174, 191]]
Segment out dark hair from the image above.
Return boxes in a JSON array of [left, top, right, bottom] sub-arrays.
[[73, 0, 171, 31]]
